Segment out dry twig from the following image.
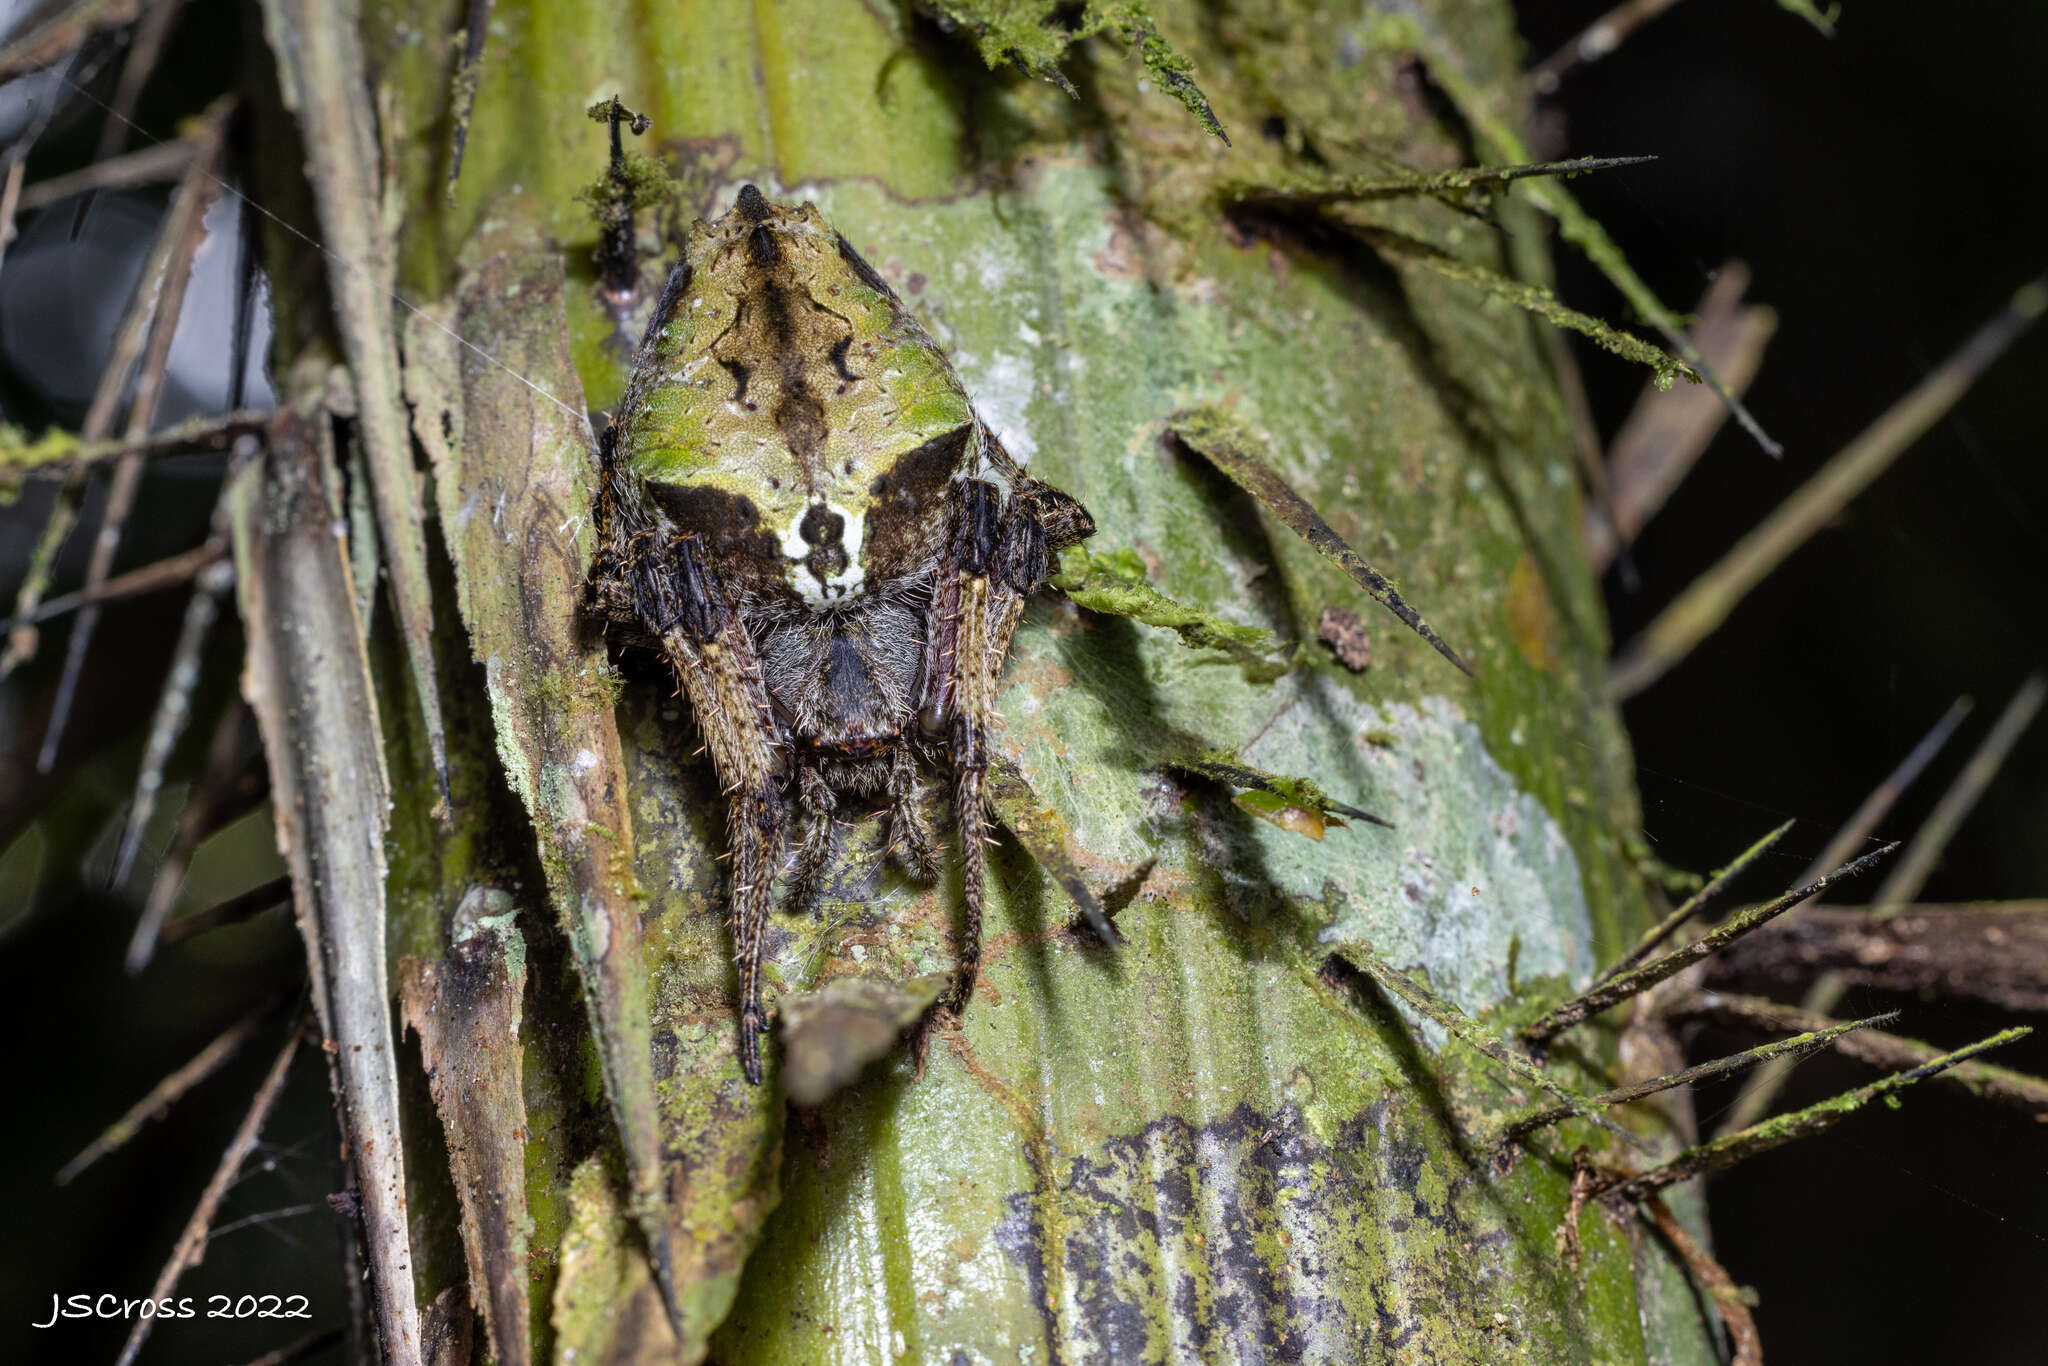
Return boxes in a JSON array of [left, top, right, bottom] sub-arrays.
[[1707, 903, 2048, 1014], [1641, 1194, 1762, 1366], [158, 875, 293, 947], [18, 137, 195, 212], [0, 541, 224, 633], [113, 1018, 303, 1366], [56, 993, 287, 1184], [125, 695, 265, 972], [37, 98, 232, 773], [1611, 280, 2048, 697]]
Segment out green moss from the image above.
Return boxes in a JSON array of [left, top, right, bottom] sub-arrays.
[[931, 0, 1227, 140], [0, 423, 82, 487], [1052, 545, 1293, 677], [575, 149, 676, 216]]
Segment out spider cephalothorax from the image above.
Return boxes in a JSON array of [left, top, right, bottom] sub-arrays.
[[587, 185, 1094, 1084]]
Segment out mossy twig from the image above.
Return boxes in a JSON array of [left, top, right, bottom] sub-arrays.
[[930, 1, 1227, 142], [1589, 820, 1792, 989], [1597, 1028, 2030, 1206], [1385, 23, 1781, 454], [1343, 948, 1640, 1149], [1710, 697, 1976, 1134], [1223, 154, 1655, 208], [1497, 1011, 1892, 1147], [1356, 225, 1696, 388], [1520, 843, 1897, 1047], [1611, 280, 2048, 697], [0, 411, 271, 486], [1670, 991, 2048, 1121], [56, 992, 290, 1185], [1053, 546, 1295, 680]]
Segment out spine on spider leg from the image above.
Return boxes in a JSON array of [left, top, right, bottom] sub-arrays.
[[789, 764, 837, 913]]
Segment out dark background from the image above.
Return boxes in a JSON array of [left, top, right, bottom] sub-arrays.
[[1519, 1, 2048, 1362], [2, 2, 2044, 1363]]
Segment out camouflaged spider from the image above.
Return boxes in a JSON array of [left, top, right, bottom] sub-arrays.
[[587, 186, 1095, 1085]]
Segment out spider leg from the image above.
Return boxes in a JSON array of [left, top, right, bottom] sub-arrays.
[[597, 423, 792, 1084], [634, 532, 786, 1084], [930, 468, 1095, 1017], [888, 741, 939, 880], [789, 757, 837, 914]]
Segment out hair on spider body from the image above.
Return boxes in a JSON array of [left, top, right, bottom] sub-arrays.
[[586, 185, 1094, 1085]]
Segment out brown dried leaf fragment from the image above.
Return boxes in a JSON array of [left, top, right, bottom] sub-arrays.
[[1316, 605, 1371, 671], [780, 973, 949, 1106], [399, 891, 533, 1366]]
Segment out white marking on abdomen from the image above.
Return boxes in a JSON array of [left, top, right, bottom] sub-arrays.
[[780, 499, 867, 607]]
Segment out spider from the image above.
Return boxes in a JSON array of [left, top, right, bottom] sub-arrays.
[[587, 185, 1095, 1085]]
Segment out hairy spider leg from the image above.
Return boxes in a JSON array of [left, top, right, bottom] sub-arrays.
[[593, 433, 788, 1085], [641, 538, 786, 1085], [930, 462, 1094, 1018], [888, 741, 939, 879], [788, 758, 838, 913]]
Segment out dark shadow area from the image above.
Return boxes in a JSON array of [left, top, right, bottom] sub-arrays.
[[1521, 2, 2048, 1361]]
